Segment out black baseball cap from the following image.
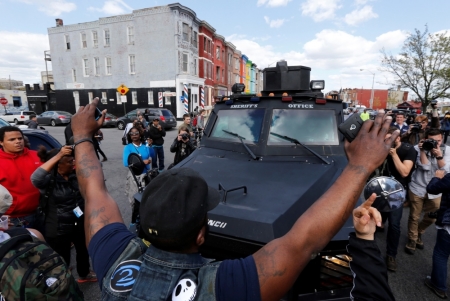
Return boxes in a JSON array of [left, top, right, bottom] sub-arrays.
[[140, 168, 220, 242], [153, 118, 159, 121]]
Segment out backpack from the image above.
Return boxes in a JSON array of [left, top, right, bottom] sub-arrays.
[[192, 117, 198, 127], [0, 228, 84, 301]]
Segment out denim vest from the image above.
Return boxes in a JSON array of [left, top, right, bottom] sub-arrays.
[[101, 238, 221, 301]]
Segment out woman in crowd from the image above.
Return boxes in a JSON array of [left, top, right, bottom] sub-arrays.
[[31, 145, 97, 283], [123, 126, 156, 219], [169, 125, 196, 168]]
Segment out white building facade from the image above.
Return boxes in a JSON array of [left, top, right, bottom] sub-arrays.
[[47, 3, 203, 118]]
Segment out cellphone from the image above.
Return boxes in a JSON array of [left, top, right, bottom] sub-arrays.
[[338, 113, 365, 142], [94, 107, 102, 121]]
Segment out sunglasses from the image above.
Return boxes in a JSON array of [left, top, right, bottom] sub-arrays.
[[129, 132, 140, 136]]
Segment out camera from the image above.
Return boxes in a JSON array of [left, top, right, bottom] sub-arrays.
[[410, 122, 422, 133], [181, 133, 189, 140], [422, 138, 438, 151]]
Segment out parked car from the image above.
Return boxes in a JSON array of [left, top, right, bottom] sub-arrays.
[[0, 110, 36, 125], [0, 118, 10, 128], [103, 113, 118, 127], [22, 129, 62, 150], [37, 111, 72, 126], [116, 108, 177, 130]]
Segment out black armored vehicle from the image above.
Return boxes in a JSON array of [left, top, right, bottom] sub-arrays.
[[177, 61, 358, 300]]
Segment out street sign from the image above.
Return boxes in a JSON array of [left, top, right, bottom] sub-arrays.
[[117, 84, 129, 95], [0, 97, 7, 106]]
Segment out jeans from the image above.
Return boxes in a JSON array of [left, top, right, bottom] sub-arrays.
[[152, 145, 165, 170], [430, 229, 450, 291], [382, 206, 403, 258], [9, 213, 43, 232]]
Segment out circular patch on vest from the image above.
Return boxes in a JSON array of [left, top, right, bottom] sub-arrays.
[[110, 259, 142, 292], [172, 278, 197, 301]]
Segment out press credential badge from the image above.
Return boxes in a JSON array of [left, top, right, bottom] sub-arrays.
[[73, 206, 83, 218]]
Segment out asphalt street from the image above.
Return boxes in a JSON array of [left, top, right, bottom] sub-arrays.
[[42, 124, 447, 301]]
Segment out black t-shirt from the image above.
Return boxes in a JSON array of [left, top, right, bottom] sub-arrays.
[[383, 142, 417, 186]]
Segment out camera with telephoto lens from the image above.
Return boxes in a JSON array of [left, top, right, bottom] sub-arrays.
[[410, 122, 422, 133], [181, 133, 189, 140], [422, 138, 438, 151]]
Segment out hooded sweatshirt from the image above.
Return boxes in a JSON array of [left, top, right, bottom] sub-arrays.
[[0, 148, 42, 217]]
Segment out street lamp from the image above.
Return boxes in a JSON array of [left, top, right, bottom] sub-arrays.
[[360, 69, 375, 109]]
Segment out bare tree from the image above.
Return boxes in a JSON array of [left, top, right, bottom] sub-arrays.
[[381, 25, 450, 110]]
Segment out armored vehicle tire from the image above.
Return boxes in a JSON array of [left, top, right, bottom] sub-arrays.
[[117, 121, 125, 130], [51, 119, 56, 127]]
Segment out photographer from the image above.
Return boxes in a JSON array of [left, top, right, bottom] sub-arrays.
[[378, 127, 417, 271], [170, 126, 196, 167], [425, 169, 450, 299], [441, 113, 450, 144], [402, 102, 440, 145], [406, 128, 450, 255], [391, 112, 409, 134]]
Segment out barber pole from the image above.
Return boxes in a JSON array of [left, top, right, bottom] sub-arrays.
[[158, 92, 163, 108], [183, 84, 189, 114], [200, 87, 205, 109]]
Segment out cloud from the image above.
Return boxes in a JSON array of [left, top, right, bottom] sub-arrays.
[[15, 0, 76, 16], [301, 0, 341, 22], [0, 31, 50, 84], [257, 0, 292, 7], [88, 0, 133, 15], [263, 16, 286, 28], [344, 5, 378, 26], [228, 29, 410, 90]]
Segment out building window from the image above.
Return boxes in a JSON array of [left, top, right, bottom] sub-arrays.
[[228, 71, 231, 84], [88, 92, 93, 102], [92, 31, 98, 48], [94, 57, 100, 76], [117, 92, 121, 104], [72, 68, 77, 82], [216, 47, 220, 59], [83, 59, 89, 76], [129, 55, 136, 74], [193, 58, 197, 75], [148, 91, 154, 105], [102, 91, 107, 102], [193, 31, 198, 47], [222, 69, 225, 83], [203, 37, 206, 52], [228, 54, 232, 66], [104, 29, 110, 46], [132, 91, 137, 104], [235, 74, 239, 84], [222, 50, 225, 62], [81, 33, 87, 48], [182, 53, 188, 72], [203, 61, 207, 78], [65, 35, 70, 50], [235, 58, 239, 69], [127, 26, 134, 44], [182, 23, 189, 42], [105, 57, 112, 75], [207, 40, 211, 54], [216, 66, 220, 81]]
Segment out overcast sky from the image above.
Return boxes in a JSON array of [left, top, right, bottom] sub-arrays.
[[1, 0, 449, 94]]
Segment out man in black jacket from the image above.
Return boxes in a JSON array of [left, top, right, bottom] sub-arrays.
[[170, 126, 195, 167], [147, 118, 166, 171]]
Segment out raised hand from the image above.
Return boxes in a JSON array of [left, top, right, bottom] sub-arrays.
[[353, 193, 382, 240]]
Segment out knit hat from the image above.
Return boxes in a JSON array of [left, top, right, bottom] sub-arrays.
[[0, 185, 13, 215]]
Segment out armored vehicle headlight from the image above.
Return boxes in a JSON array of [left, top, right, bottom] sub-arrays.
[[310, 80, 325, 90]]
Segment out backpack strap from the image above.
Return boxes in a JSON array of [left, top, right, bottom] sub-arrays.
[[0, 228, 33, 260]]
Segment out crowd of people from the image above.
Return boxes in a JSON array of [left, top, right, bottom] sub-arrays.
[[1, 99, 450, 300]]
